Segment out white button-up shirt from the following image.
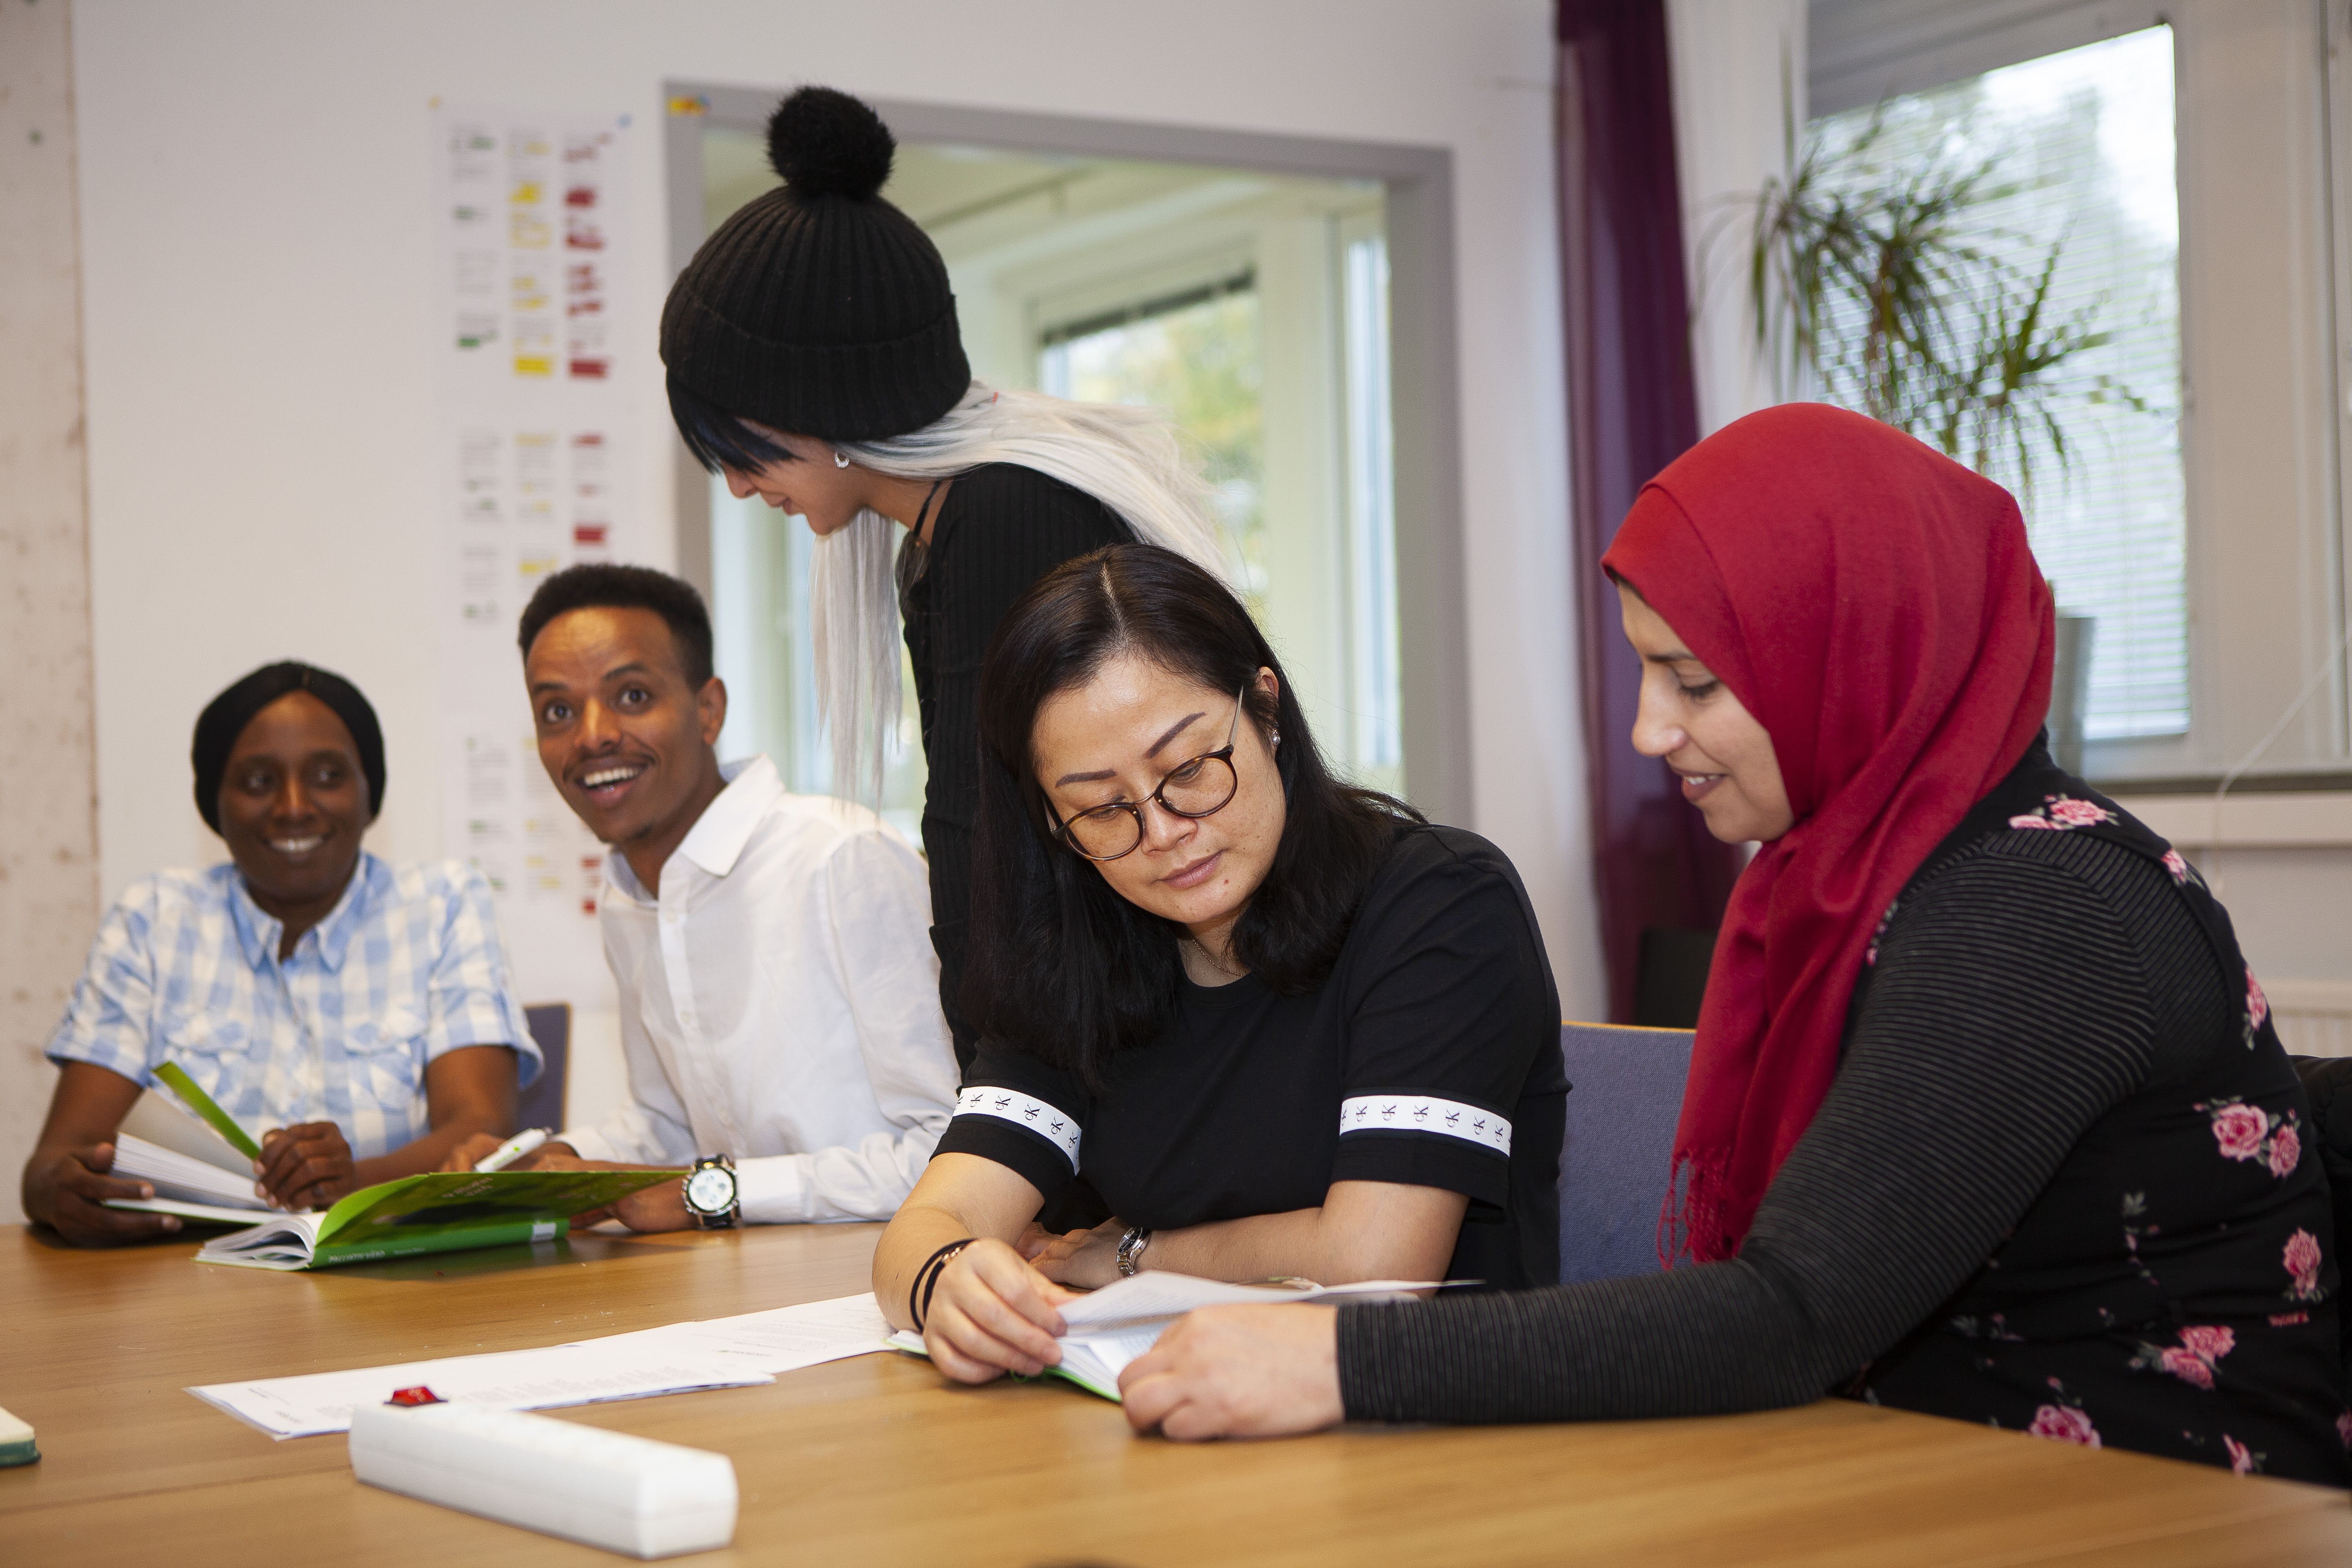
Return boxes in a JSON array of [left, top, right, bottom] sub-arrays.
[[560, 756, 958, 1222]]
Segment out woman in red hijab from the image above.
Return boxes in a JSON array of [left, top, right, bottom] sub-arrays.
[[1113, 405, 2350, 1483]]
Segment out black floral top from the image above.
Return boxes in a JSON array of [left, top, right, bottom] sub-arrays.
[[1851, 755, 2346, 1480], [1338, 741, 2351, 1487]]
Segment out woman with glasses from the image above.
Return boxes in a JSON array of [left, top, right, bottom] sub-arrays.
[[871, 544, 1568, 1383]]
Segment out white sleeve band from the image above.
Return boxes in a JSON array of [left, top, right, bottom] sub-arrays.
[[1338, 1095, 1512, 1156], [953, 1086, 1083, 1170]]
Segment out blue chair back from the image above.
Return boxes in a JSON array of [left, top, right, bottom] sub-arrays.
[[517, 1002, 571, 1133], [1557, 1022, 1695, 1285]]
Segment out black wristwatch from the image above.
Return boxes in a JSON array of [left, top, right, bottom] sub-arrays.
[[682, 1153, 740, 1230]]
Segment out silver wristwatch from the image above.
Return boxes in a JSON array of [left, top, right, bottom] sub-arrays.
[[1116, 1224, 1152, 1277], [682, 1153, 740, 1230]]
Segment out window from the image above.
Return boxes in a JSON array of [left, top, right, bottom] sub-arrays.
[[1038, 273, 1268, 608], [1812, 25, 2185, 740], [1341, 229, 1402, 781]]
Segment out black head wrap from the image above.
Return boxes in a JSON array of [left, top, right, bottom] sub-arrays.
[[191, 662, 385, 833]]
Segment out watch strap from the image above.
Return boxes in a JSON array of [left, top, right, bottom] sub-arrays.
[[1116, 1224, 1152, 1276]]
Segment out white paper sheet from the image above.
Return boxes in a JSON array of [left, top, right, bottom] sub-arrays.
[[188, 1343, 771, 1440], [1054, 1272, 1449, 1333], [561, 1291, 897, 1373]]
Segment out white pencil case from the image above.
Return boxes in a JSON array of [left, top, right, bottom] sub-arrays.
[[348, 1401, 737, 1558]]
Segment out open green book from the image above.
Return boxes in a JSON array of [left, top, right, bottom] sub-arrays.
[[189, 1168, 678, 1270], [103, 1060, 674, 1269]]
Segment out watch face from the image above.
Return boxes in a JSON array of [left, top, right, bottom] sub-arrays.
[[684, 1166, 736, 1215]]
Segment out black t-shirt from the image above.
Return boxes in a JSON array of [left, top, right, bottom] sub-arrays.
[[933, 824, 1569, 1289]]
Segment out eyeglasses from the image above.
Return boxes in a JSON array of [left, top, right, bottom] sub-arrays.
[[1048, 686, 1248, 862]]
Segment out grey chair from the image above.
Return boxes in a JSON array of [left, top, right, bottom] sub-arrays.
[[1557, 1022, 1696, 1285], [517, 1002, 571, 1133]]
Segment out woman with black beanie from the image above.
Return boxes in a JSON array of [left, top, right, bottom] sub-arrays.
[[661, 86, 1231, 1077], [23, 662, 539, 1245]]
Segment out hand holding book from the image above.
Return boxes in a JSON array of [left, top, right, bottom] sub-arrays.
[[252, 1121, 359, 1211]]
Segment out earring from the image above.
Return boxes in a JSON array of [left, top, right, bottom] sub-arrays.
[[1271, 729, 1282, 750], [833, 450, 851, 469]]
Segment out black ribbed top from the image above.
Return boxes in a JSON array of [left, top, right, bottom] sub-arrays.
[[1337, 825, 2350, 1484], [899, 464, 1132, 1067]]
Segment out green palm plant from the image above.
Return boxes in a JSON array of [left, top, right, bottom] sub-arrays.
[[1743, 114, 2145, 502]]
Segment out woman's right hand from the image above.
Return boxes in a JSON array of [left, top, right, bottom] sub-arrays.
[[25, 1142, 181, 1247], [922, 1237, 1079, 1384]]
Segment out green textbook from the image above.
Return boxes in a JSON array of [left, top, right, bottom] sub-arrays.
[[152, 1060, 264, 1161], [109, 1057, 675, 1269], [192, 1168, 679, 1270]]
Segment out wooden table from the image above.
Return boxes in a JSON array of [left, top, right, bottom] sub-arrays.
[[4, 1222, 2349, 1566]]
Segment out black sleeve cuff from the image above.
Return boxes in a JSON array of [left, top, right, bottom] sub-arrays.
[[1331, 1132, 1512, 1210], [933, 1116, 1074, 1210]]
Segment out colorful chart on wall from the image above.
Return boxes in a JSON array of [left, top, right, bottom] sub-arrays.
[[430, 101, 637, 1006]]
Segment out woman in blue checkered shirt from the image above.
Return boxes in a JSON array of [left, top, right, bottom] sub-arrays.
[[23, 662, 539, 1245]]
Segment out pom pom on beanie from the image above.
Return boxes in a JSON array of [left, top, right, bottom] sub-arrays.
[[767, 86, 895, 201]]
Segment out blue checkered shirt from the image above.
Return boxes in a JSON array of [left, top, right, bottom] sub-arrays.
[[47, 854, 538, 1161]]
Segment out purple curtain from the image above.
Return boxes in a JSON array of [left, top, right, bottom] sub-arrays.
[[1556, 0, 1741, 1022]]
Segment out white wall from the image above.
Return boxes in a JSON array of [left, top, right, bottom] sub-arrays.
[[1668, 0, 1809, 436], [68, 3, 1602, 1019], [0, 0, 103, 1228]]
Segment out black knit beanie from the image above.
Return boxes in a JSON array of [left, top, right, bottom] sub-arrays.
[[660, 87, 969, 442], [191, 662, 386, 833]]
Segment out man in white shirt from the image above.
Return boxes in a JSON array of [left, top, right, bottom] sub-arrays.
[[442, 564, 957, 1227]]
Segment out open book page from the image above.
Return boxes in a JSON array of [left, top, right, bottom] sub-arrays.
[[886, 1271, 1457, 1402], [103, 1135, 268, 1210], [108, 1197, 281, 1226], [1053, 1271, 1312, 1333], [1056, 1271, 1456, 1331], [120, 1089, 253, 1176], [195, 1210, 330, 1270], [103, 1092, 268, 1210], [1053, 1324, 1173, 1399]]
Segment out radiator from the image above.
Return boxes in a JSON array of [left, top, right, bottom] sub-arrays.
[[2271, 978, 2352, 1059]]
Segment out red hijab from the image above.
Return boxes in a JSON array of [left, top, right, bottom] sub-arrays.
[[1601, 405, 2054, 1263]]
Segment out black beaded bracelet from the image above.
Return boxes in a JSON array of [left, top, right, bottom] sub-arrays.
[[908, 1238, 976, 1333]]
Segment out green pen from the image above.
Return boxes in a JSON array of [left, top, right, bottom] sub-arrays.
[[154, 1061, 265, 1162]]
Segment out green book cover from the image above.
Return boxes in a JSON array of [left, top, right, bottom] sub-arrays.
[[153, 1061, 264, 1161], [884, 1330, 1127, 1403], [196, 1168, 678, 1271]]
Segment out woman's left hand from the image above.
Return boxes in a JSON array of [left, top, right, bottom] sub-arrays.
[[1118, 1304, 1346, 1441], [254, 1122, 358, 1211], [1026, 1215, 1128, 1288]]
